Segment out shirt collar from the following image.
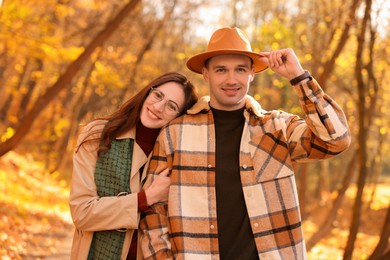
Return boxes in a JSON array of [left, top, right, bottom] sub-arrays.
[[187, 95, 264, 118]]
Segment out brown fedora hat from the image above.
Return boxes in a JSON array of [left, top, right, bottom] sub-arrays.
[[186, 27, 268, 74]]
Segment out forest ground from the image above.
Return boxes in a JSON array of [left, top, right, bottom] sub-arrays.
[[1, 151, 389, 259]]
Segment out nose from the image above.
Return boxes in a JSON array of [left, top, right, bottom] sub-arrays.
[[225, 71, 238, 85], [153, 99, 165, 112]]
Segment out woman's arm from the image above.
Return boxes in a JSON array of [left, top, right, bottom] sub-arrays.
[[139, 138, 174, 259], [69, 123, 139, 231]]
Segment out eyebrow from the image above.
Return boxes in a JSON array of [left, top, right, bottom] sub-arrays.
[[212, 64, 250, 69], [169, 100, 180, 110], [237, 64, 250, 69]]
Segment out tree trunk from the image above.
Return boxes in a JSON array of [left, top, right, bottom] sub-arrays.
[[343, 0, 372, 259], [0, 0, 141, 157], [368, 205, 390, 259], [365, 22, 381, 211], [319, 160, 331, 206], [0, 59, 30, 122], [123, 2, 176, 99], [317, 0, 361, 88], [17, 59, 43, 119], [297, 164, 308, 221], [306, 152, 357, 250], [0, 91, 13, 122], [366, 132, 385, 211], [49, 56, 99, 174]]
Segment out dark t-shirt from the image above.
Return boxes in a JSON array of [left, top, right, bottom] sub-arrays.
[[211, 106, 259, 260]]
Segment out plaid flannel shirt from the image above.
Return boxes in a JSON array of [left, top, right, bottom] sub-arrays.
[[140, 78, 351, 260]]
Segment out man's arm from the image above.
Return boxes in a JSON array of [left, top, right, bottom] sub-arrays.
[[139, 137, 174, 259], [260, 48, 351, 161], [288, 78, 351, 161]]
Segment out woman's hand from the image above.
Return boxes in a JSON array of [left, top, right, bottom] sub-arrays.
[[144, 169, 171, 206]]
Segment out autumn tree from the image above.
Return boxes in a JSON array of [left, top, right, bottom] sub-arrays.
[[0, 0, 205, 168], [231, 0, 389, 256], [0, 0, 143, 157]]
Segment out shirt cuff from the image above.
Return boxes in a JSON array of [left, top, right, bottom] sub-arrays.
[[138, 190, 149, 212]]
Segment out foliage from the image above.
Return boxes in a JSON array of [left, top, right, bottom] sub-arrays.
[[304, 181, 390, 259], [0, 0, 389, 258], [0, 0, 208, 167], [0, 151, 72, 258]]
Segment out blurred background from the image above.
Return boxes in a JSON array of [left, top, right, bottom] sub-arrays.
[[0, 0, 389, 259]]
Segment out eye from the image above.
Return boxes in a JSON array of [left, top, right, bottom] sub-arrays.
[[166, 101, 179, 113], [153, 90, 164, 100], [215, 68, 226, 73]]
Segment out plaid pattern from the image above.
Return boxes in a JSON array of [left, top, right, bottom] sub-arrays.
[[88, 231, 127, 259], [140, 78, 350, 259], [88, 139, 134, 259], [94, 139, 133, 197]]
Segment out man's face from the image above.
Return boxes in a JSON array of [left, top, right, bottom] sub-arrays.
[[203, 54, 255, 111]]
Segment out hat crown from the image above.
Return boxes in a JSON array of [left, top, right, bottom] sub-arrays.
[[186, 27, 268, 74], [207, 27, 252, 52]]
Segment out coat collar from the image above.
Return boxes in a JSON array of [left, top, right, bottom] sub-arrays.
[[116, 126, 136, 140], [187, 95, 265, 118], [89, 119, 137, 140]]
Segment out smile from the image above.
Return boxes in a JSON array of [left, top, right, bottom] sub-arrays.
[[147, 108, 161, 120], [222, 87, 240, 94]]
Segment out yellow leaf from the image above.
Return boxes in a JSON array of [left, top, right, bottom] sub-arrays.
[[1, 127, 15, 142]]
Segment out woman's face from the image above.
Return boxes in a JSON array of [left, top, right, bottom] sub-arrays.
[[140, 82, 185, 129]]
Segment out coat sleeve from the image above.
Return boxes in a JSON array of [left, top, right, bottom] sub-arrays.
[[69, 122, 139, 231], [139, 135, 174, 259], [283, 78, 351, 162]]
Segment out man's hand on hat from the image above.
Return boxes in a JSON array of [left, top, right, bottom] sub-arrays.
[[259, 48, 305, 80]]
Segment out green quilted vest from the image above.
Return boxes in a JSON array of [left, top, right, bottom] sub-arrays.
[[88, 138, 134, 260]]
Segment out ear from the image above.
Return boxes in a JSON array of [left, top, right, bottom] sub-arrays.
[[249, 67, 255, 82], [202, 67, 209, 82]]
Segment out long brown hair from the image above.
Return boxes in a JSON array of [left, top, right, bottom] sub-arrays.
[[77, 72, 198, 156]]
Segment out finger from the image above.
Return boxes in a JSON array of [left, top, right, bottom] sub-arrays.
[[281, 54, 287, 64], [275, 51, 284, 66], [269, 51, 278, 68], [275, 51, 283, 66], [258, 51, 270, 57], [159, 168, 170, 177]]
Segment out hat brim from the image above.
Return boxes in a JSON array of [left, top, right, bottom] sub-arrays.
[[186, 50, 268, 74]]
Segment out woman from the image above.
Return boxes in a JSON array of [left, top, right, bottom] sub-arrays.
[[69, 72, 198, 260]]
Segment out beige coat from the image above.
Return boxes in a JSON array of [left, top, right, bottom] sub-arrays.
[[69, 120, 150, 260]]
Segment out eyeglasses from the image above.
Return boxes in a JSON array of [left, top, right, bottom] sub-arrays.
[[148, 87, 181, 115]]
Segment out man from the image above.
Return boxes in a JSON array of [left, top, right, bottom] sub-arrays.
[[140, 27, 351, 259]]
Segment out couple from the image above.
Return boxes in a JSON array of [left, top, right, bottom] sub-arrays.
[[69, 27, 351, 259]]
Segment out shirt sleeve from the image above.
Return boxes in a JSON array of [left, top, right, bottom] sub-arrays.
[[285, 78, 351, 162], [137, 190, 148, 212], [139, 136, 174, 259]]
